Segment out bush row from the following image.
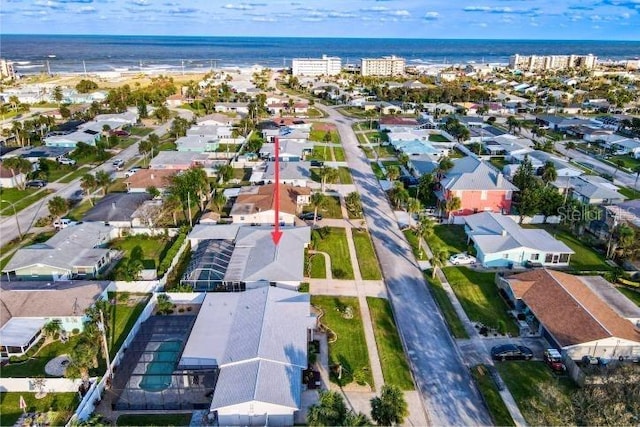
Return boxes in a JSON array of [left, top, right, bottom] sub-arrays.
[[157, 233, 186, 277]]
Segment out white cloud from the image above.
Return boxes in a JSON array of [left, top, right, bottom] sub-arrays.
[[424, 11, 439, 20], [77, 5, 95, 13], [251, 16, 275, 22], [223, 3, 253, 10], [388, 9, 410, 16]]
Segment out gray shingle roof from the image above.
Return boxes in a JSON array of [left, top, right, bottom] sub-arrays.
[[566, 175, 626, 201], [3, 223, 113, 272], [82, 193, 152, 223], [441, 157, 518, 191], [465, 212, 573, 254], [263, 161, 312, 181]]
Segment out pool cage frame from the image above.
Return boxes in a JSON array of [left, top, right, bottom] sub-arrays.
[[180, 239, 246, 292], [107, 315, 217, 411]]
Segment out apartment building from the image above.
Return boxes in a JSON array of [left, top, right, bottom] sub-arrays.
[[361, 55, 405, 76], [0, 59, 16, 80], [291, 54, 341, 76], [509, 54, 597, 71]]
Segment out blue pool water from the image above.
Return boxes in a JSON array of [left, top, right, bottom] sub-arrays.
[[138, 340, 181, 392]]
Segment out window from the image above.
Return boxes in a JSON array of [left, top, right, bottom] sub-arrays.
[[503, 253, 509, 259], [480, 190, 487, 200], [559, 254, 570, 263], [505, 191, 512, 201], [545, 253, 553, 263], [530, 253, 539, 261]]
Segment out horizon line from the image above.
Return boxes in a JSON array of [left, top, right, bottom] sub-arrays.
[[1, 33, 638, 43]]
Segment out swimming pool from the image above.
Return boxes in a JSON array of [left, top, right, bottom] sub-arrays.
[[138, 340, 182, 392]]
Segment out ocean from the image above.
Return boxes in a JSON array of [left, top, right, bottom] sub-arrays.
[[1, 34, 639, 75]]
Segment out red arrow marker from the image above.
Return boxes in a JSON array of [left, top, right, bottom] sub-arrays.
[[271, 137, 283, 245]]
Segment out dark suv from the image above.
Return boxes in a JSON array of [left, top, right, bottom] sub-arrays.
[[491, 344, 533, 361], [26, 180, 47, 188]]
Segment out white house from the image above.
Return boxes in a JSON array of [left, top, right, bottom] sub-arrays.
[[0, 164, 26, 188], [178, 287, 316, 426], [464, 212, 574, 268]]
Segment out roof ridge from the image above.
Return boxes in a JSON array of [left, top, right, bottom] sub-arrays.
[[548, 271, 614, 337]]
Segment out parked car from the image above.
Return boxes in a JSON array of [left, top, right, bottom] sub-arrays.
[[491, 344, 533, 361], [124, 167, 142, 178], [310, 160, 324, 167], [581, 355, 599, 366], [57, 157, 76, 166], [53, 218, 78, 230], [543, 349, 566, 372], [112, 158, 125, 169], [110, 130, 130, 137], [299, 212, 322, 221], [26, 179, 47, 188], [399, 175, 419, 187], [449, 253, 477, 265]]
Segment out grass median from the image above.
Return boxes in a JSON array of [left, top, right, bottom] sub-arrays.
[[311, 227, 354, 280], [352, 229, 382, 280]]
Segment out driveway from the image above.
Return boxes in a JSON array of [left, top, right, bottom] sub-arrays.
[[316, 104, 492, 426]]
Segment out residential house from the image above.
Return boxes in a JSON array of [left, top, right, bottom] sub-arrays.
[[149, 151, 227, 177], [82, 193, 153, 228], [437, 156, 518, 216], [197, 113, 240, 127], [408, 154, 439, 176], [2, 223, 116, 281], [0, 164, 26, 188], [484, 135, 534, 159], [535, 114, 593, 131], [176, 135, 220, 153], [0, 281, 110, 358], [611, 138, 640, 159], [165, 94, 184, 108], [1, 146, 73, 163], [511, 151, 583, 177], [567, 125, 614, 142], [598, 200, 640, 241], [178, 287, 316, 426], [553, 175, 627, 206], [214, 102, 249, 115], [125, 169, 177, 193], [185, 224, 311, 290], [497, 270, 640, 360], [259, 140, 313, 162], [230, 184, 311, 225], [379, 116, 419, 132], [464, 212, 574, 268], [251, 161, 312, 187], [44, 129, 101, 148]]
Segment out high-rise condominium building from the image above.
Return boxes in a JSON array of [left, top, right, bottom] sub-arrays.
[[0, 59, 16, 80], [509, 54, 597, 72], [361, 55, 406, 76], [291, 55, 342, 76]]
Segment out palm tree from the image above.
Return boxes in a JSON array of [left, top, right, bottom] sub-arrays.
[[633, 165, 640, 188], [565, 141, 576, 150], [48, 196, 68, 224], [417, 173, 434, 202], [318, 166, 339, 192], [429, 245, 449, 279], [66, 340, 98, 390], [541, 161, 558, 185], [42, 320, 62, 341], [370, 384, 409, 426], [406, 197, 421, 220], [444, 196, 461, 218], [506, 116, 519, 133], [386, 165, 400, 182], [309, 191, 327, 226], [95, 170, 112, 195], [80, 173, 97, 205], [397, 153, 410, 169], [416, 215, 434, 259], [164, 193, 182, 226], [2, 157, 32, 190], [613, 159, 625, 178], [307, 390, 348, 426]]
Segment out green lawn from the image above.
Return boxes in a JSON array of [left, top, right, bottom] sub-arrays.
[[352, 229, 382, 280], [311, 146, 332, 161], [109, 235, 172, 271], [311, 296, 373, 387], [618, 186, 640, 200], [365, 131, 389, 143], [46, 164, 78, 182], [308, 251, 327, 278], [129, 127, 153, 137], [309, 129, 341, 144], [312, 227, 354, 279], [371, 162, 386, 180], [425, 225, 470, 255], [333, 146, 346, 162], [426, 276, 469, 339], [107, 293, 150, 357], [403, 229, 427, 260], [0, 392, 79, 427], [58, 166, 91, 184], [429, 134, 451, 142], [526, 225, 610, 271], [337, 167, 353, 184], [215, 143, 241, 153], [366, 297, 413, 390], [374, 145, 396, 158], [357, 133, 371, 146], [302, 195, 342, 219], [496, 361, 576, 426], [489, 157, 508, 171], [116, 413, 193, 426], [443, 267, 519, 335], [0, 188, 50, 215], [610, 154, 640, 170], [471, 365, 515, 427], [617, 287, 640, 307], [66, 199, 94, 221]]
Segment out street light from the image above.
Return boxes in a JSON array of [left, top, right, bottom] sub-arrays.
[[1, 199, 22, 240]]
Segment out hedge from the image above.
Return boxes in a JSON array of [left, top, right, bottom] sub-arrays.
[[157, 233, 186, 277]]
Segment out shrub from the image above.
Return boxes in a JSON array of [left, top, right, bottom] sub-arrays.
[[157, 233, 186, 277]]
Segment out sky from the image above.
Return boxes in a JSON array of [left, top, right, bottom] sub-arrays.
[[1, 0, 639, 40]]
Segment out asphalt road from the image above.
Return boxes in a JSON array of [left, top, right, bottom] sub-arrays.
[[319, 105, 492, 426], [0, 110, 193, 247]]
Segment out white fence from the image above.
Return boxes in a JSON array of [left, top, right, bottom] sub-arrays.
[[158, 238, 190, 289], [165, 292, 205, 304], [67, 295, 158, 424], [448, 214, 561, 225], [0, 378, 88, 393], [108, 281, 159, 293]]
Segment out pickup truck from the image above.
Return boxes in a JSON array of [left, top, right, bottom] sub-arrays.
[[53, 218, 78, 230]]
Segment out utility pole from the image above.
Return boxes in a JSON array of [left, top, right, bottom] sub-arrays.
[[98, 309, 112, 384], [187, 192, 193, 227]]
